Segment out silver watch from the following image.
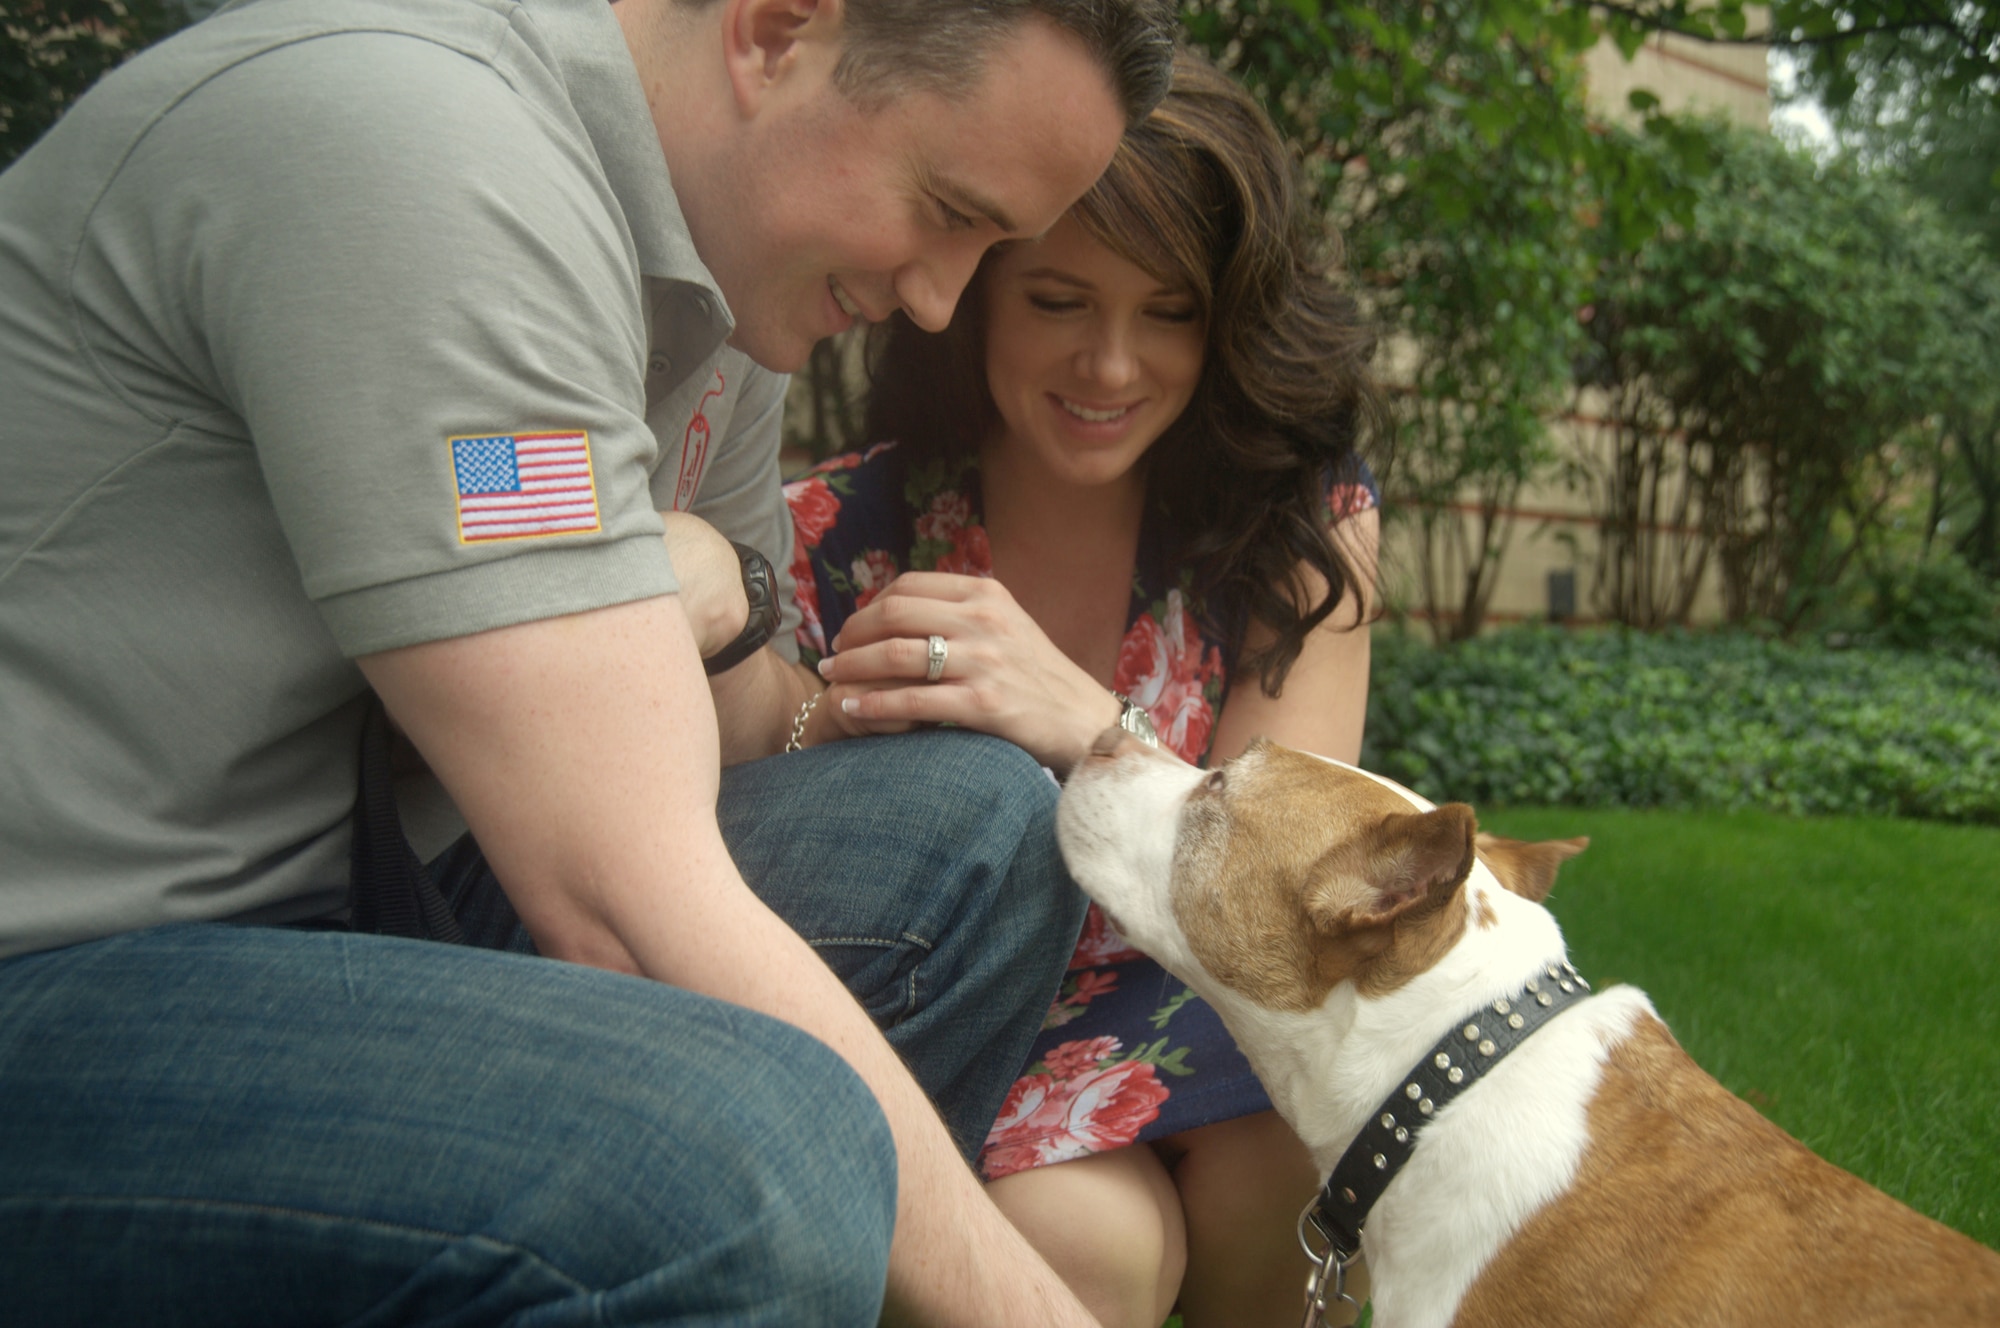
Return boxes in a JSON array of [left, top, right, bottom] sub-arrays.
[[1113, 692, 1159, 747]]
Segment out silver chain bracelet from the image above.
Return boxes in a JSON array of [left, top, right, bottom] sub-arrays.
[[786, 690, 824, 753]]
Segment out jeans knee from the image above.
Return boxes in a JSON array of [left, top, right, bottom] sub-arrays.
[[917, 731, 1060, 835], [624, 1009, 895, 1323], [738, 1036, 897, 1319]]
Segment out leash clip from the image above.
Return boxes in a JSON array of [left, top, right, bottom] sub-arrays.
[[1297, 1201, 1360, 1328]]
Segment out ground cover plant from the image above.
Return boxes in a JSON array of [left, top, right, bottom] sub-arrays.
[[1480, 806, 2000, 1249], [1363, 625, 2000, 823]]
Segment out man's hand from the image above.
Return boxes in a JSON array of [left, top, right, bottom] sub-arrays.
[[660, 511, 749, 659]]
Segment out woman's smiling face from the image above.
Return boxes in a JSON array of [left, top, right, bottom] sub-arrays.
[[982, 215, 1206, 489]]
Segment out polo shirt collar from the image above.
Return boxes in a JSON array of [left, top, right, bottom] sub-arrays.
[[521, 0, 733, 335]]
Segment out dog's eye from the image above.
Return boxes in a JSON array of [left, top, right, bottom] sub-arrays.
[[1203, 770, 1226, 793]]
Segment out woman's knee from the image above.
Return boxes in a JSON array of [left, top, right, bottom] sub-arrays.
[[987, 1148, 1186, 1328]]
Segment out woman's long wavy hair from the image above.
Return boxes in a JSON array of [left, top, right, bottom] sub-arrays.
[[862, 50, 1384, 695]]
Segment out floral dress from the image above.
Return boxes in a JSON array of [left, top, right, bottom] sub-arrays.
[[784, 441, 1378, 1179]]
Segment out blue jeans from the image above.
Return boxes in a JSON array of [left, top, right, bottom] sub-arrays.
[[716, 731, 1088, 1159], [433, 730, 1087, 1161], [0, 925, 894, 1326], [1, 729, 1084, 1322]]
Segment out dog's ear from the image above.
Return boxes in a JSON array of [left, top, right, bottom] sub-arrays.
[[1304, 804, 1477, 957], [1476, 833, 1589, 903]]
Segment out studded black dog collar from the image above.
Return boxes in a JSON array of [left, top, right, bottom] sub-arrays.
[[1305, 959, 1594, 1258]]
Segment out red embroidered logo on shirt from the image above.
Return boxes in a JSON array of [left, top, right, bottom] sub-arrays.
[[450, 430, 601, 543], [672, 370, 726, 512]]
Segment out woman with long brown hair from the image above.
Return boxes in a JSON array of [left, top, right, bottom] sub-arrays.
[[782, 50, 1384, 1326]]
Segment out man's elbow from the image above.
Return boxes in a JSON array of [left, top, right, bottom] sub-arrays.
[[513, 894, 649, 976]]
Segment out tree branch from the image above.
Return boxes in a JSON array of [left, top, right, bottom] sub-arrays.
[[1583, 0, 1989, 57]]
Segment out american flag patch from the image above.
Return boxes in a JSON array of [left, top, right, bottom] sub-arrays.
[[450, 431, 601, 543]]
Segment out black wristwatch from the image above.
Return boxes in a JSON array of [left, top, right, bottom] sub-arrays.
[[703, 541, 782, 675]]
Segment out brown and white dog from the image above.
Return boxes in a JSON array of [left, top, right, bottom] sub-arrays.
[[1057, 730, 2000, 1328]]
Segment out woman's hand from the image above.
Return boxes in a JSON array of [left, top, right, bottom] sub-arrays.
[[818, 572, 1123, 775], [659, 512, 750, 660]]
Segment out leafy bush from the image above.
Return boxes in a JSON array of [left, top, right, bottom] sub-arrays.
[[1839, 557, 2000, 656], [1, 0, 193, 169], [1362, 625, 2000, 824]]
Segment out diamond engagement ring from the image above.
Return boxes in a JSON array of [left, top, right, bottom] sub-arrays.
[[925, 634, 948, 683]]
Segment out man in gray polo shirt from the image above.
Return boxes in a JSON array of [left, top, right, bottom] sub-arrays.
[[0, 0, 1175, 1321]]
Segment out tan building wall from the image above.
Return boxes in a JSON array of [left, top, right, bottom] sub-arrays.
[[1584, 30, 1770, 131], [1380, 27, 1770, 633]]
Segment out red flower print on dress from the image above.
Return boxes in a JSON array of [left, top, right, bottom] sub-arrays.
[[1041, 966, 1119, 1030], [979, 1042, 1170, 1179], [785, 475, 841, 549], [790, 539, 825, 657], [935, 522, 993, 577], [915, 490, 973, 544], [849, 549, 898, 609], [1113, 589, 1223, 765], [1045, 1036, 1124, 1079], [1069, 904, 1145, 969], [1114, 610, 1168, 703], [1327, 481, 1377, 521], [1068, 970, 1118, 1003]]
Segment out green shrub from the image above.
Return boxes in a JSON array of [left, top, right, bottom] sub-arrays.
[[1362, 625, 2000, 824], [1840, 557, 2000, 656]]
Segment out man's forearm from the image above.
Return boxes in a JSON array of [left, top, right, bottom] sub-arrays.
[[707, 646, 818, 765], [600, 878, 1097, 1328], [359, 598, 1094, 1327]]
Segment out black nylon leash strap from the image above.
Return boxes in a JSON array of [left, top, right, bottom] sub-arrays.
[[348, 696, 467, 945], [1309, 959, 1593, 1256]]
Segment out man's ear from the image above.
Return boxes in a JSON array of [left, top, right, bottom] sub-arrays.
[[721, 0, 838, 113], [1475, 833, 1589, 903], [1303, 803, 1477, 949]]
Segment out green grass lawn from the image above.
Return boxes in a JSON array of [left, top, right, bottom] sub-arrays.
[[1478, 806, 2000, 1247]]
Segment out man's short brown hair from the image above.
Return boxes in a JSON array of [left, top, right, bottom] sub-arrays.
[[832, 0, 1176, 122], [681, 0, 1178, 123]]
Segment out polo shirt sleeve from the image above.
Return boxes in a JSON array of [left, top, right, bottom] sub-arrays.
[[680, 357, 804, 662], [91, 30, 675, 656]]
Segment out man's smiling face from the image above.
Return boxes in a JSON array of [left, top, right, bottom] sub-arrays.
[[696, 15, 1126, 373]]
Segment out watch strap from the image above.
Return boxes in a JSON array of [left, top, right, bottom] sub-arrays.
[[702, 541, 781, 676]]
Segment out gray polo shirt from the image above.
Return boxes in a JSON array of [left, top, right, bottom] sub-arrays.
[[0, 0, 797, 957]]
